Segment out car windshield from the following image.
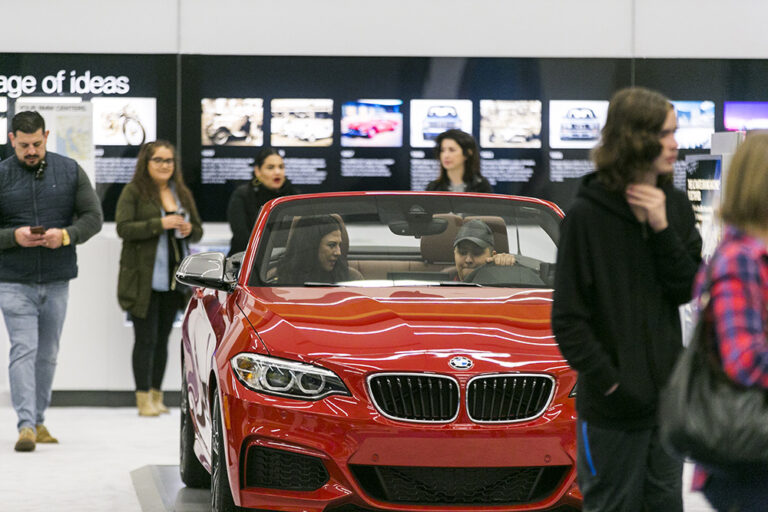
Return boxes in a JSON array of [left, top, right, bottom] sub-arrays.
[[248, 194, 560, 288], [427, 107, 457, 117], [567, 108, 595, 119]]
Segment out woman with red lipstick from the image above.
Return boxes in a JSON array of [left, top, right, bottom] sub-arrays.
[[426, 129, 491, 193], [227, 148, 297, 255]]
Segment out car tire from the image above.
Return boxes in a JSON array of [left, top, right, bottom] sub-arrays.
[[211, 128, 230, 146], [180, 367, 211, 489], [211, 391, 239, 512]]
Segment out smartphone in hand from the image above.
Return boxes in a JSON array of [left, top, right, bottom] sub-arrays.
[[30, 226, 45, 235]]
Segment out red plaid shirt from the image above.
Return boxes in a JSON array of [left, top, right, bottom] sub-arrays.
[[691, 225, 768, 490]]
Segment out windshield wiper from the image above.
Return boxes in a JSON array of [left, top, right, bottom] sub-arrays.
[[303, 281, 342, 287], [436, 281, 481, 286]]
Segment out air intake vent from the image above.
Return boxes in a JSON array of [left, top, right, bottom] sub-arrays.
[[243, 446, 328, 491]]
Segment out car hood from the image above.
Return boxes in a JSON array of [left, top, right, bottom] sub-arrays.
[[238, 286, 562, 372]]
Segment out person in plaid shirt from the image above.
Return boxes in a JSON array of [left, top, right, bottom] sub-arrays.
[[690, 134, 768, 511]]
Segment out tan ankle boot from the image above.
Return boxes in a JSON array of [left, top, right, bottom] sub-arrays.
[[35, 424, 58, 443], [15, 427, 36, 452], [150, 388, 170, 414], [136, 391, 160, 416]]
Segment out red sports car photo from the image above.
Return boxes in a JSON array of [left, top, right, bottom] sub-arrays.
[[177, 191, 581, 512], [344, 118, 399, 138]]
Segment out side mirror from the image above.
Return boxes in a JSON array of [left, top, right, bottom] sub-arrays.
[[176, 252, 235, 292]]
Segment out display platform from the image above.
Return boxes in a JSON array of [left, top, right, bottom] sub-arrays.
[[130, 465, 208, 512]]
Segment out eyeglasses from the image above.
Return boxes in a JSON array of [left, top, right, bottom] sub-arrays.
[[150, 157, 175, 166]]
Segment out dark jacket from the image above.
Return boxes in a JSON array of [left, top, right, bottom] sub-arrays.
[[0, 152, 103, 283], [227, 179, 297, 256], [426, 174, 492, 193], [115, 183, 203, 319], [551, 172, 702, 429]]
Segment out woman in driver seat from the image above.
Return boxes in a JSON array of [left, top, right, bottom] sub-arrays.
[[453, 219, 516, 281]]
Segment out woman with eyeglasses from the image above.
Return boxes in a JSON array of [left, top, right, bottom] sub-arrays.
[[116, 140, 202, 416]]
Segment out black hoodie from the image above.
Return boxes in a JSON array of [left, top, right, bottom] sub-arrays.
[[552, 172, 702, 429]]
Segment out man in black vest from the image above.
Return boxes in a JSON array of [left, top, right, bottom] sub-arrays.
[[0, 111, 103, 452]]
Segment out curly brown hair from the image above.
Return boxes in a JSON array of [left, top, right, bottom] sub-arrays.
[[130, 140, 195, 210], [592, 87, 673, 191]]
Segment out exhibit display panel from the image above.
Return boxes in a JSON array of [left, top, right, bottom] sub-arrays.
[[6, 56, 768, 222], [0, 53, 178, 220], [180, 56, 633, 220]]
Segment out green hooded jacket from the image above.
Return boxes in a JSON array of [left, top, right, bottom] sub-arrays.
[[115, 182, 203, 318]]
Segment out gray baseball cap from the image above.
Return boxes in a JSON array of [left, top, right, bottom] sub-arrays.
[[454, 220, 494, 249]]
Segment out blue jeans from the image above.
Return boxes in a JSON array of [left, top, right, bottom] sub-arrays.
[[0, 281, 69, 431]]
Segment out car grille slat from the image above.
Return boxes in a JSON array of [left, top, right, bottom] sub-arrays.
[[368, 374, 459, 423], [349, 464, 570, 505], [468, 375, 554, 423]]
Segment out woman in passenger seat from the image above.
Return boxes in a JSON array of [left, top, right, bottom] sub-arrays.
[[276, 215, 362, 285]]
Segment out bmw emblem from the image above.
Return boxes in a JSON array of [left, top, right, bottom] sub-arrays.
[[449, 356, 473, 370]]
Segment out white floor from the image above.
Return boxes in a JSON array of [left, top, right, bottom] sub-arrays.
[[0, 406, 178, 512], [0, 405, 716, 512]]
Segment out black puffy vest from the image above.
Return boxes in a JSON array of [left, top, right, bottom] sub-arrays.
[[0, 152, 79, 283]]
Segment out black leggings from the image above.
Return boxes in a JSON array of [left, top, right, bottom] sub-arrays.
[[131, 291, 179, 391]]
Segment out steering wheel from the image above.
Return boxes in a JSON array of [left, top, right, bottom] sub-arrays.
[[464, 264, 545, 286]]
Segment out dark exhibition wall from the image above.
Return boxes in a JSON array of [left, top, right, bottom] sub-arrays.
[[3, 53, 767, 220]]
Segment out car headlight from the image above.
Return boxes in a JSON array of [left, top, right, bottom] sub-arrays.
[[231, 353, 350, 400]]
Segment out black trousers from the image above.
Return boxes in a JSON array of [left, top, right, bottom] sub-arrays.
[[131, 290, 179, 392], [576, 419, 683, 512]]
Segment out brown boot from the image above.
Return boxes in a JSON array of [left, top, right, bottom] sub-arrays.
[[136, 391, 160, 416], [150, 388, 170, 414], [35, 424, 58, 443], [15, 427, 36, 452]]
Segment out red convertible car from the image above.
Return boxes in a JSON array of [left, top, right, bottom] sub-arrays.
[[177, 191, 581, 512], [344, 119, 399, 138]]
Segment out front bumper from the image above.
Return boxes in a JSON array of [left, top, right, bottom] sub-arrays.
[[219, 380, 580, 512]]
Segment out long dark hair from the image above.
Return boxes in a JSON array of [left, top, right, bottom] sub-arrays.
[[592, 87, 673, 191], [433, 129, 481, 185], [277, 215, 349, 284], [131, 140, 194, 210]]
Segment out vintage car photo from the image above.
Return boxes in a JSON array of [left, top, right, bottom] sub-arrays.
[[176, 191, 581, 512], [480, 100, 542, 148], [410, 99, 473, 147], [271, 98, 334, 147], [549, 100, 609, 149], [201, 98, 264, 147]]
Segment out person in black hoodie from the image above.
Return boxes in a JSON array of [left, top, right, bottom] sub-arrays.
[[551, 87, 702, 512], [227, 148, 297, 255]]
